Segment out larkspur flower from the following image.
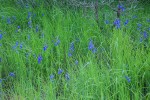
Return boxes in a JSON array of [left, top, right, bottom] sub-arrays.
[[54, 39, 60, 46], [105, 20, 109, 24], [58, 68, 63, 75], [65, 73, 70, 80], [9, 72, 15, 77], [50, 74, 54, 80], [43, 45, 48, 51], [7, 18, 11, 24], [0, 34, 2, 40], [88, 39, 97, 53], [114, 19, 121, 29], [125, 76, 131, 83], [28, 20, 32, 28], [124, 20, 129, 26], [68, 52, 72, 57], [69, 42, 75, 52], [75, 60, 78, 65], [143, 31, 148, 39], [38, 55, 42, 64], [88, 39, 94, 50], [137, 23, 142, 27], [18, 26, 20, 29], [132, 15, 137, 19], [92, 48, 97, 53], [20, 43, 23, 49], [13, 41, 19, 49], [0, 44, 2, 46], [146, 19, 150, 22], [27, 12, 32, 19], [118, 4, 125, 11]]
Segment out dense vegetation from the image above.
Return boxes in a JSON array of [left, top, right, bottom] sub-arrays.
[[0, 1, 150, 100]]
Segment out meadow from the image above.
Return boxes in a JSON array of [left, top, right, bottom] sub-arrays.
[[0, 1, 150, 100]]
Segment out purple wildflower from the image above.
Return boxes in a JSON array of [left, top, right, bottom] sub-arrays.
[[54, 39, 60, 46], [68, 52, 72, 57], [43, 45, 48, 51], [88, 40, 94, 50], [38, 55, 42, 64], [50, 74, 54, 80], [0, 34, 2, 40], [65, 73, 70, 80], [7, 18, 11, 24], [27, 12, 32, 19], [20, 43, 23, 49], [118, 4, 125, 11], [58, 68, 63, 75], [9, 72, 15, 77], [143, 31, 148, 39], [105, 20, 109, 24], [124, 20, 129, 26], [75, 60, 78, 65], [125, 76, 131, 83], [69, 42, 75, 52], [18, 26, 20, 29], [114, 19, 121, 29]]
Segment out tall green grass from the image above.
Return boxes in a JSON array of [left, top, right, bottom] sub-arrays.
[[0, 2, 150, 100]]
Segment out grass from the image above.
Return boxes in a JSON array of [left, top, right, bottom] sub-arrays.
[[0, 1, 150, 100]]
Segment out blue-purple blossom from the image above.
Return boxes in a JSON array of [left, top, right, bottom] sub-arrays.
[[146, 19, 150, 22], [58, 68, 63, 75], [132, 15, 137, 19], [140, 37, 143, 42], [54, 39, 60, 46], [27, 12, 32, 19], [125, 76, 131, 83], [50, 74, 54, 80], [124, 20, 129, 26], [18, 26, 20, 29], [88, 40, 94, 50], [9, 72, 15, 77], [38, 55, 42, 64], [68, 52, 72, 57], [88, 39, 97, 53], [69, 42, 75, 52], [143, 31, 148, 39], [43, 45, 48, 51], [68, 42, 75, 57], [118, 4, 125, 11], [105, 20, 109, 24], [7, 18, 11, 24], [20, 43, 23, 49], [114, 19, 121, 29], [75, 60, 78, 65], [65, 73, 70, 80], [28, 20, 32, 28], [0, 34, 2, 40]]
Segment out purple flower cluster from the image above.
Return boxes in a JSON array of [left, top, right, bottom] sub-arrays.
[[88, 39, 97, 53]]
